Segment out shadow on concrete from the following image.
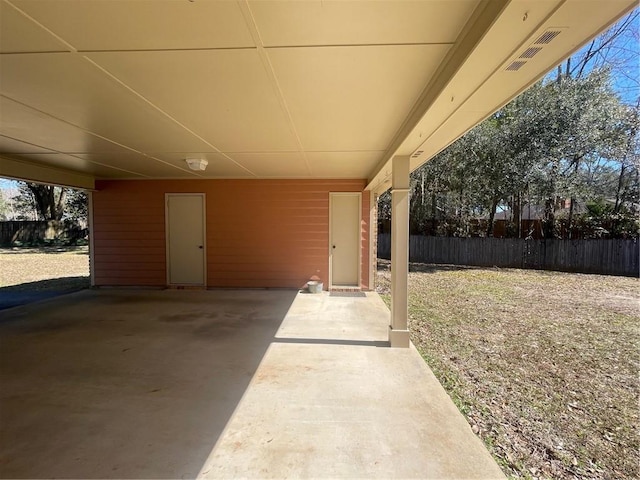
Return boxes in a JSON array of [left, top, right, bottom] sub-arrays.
[[377, 258, 486, 274], [0, 289, 297, 479], [274, 337, 389, 347], [0, 276, 90, 311], [0, 246, 88, 255]]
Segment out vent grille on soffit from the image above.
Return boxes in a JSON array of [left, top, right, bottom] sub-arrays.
[[505, 28, 564, 72]]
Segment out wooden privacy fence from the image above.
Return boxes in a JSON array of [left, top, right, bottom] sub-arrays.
[[0, 221, 87, 246], [377, 234, 639, 277]]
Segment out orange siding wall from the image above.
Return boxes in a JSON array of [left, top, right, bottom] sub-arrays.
[[92, 179, 371, 289]]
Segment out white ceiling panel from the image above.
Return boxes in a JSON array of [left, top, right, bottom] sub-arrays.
[[9, 0, 255, 51], [150, 152, 255, 178], [0, 0, 634, 188], [268, 44, 450, 151], [0, 53, 213, 153], [306, 151, 384, 178], [0, 97, 131, 154], [72, 152, 196, 178], [229, 152, 311, 177], [9, 153, 141, 179], [0, 135, 56, 155], [0, 1, 69, 53], [87, 50, 299, 152], [249, 0, 479, 47]]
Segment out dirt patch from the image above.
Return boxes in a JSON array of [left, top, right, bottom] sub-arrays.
[[377, 259, 639, 480]]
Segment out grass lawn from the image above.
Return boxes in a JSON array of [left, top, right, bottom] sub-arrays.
[[0, 246, 89, 291], [377, 260, 639, 480]]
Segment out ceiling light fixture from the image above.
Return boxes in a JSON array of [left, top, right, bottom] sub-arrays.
[[185, 158, 208, 171]]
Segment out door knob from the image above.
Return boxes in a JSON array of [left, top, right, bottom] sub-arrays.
[[332, 245, 336, 249], [198, 245, 204, 249]]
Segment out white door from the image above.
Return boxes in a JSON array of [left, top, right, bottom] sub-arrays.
[[166, 194, 206, 285], [330, 193, 361, 286]]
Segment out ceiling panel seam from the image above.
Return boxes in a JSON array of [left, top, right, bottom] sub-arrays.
[[0, 154, 96, 189], [405, 1, 569, 170], [74, 47, 257, 54], [0, 133, 149, 177], [366, 0, 510, 190], [262, 42, 455, 50], [237, 0, 313, 176], [11, 153, 148, 178], [4, 0, 76, 53], [0, 94, 199, 178], [80, 56, 257, 177], [2, 1, 255, 179]]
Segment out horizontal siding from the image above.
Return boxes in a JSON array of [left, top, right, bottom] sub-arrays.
[[92, 179, 370, 289]]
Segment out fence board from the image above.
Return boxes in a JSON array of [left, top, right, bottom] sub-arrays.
[[0, 221, 86, 246], [377, 234, 639, 277]]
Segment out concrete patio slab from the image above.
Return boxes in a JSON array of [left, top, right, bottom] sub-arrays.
[[0, 289, 504, 479], [200, 292, 504, 479]]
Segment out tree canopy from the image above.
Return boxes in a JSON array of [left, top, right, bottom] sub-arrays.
[[6, 182, 87, 223], [380, 12, 639, 240]]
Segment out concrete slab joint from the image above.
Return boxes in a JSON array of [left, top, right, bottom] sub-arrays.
[[390, 155, 411, 348]]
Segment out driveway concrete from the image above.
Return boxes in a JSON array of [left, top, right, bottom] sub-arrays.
[[0, 289, 504, 479]]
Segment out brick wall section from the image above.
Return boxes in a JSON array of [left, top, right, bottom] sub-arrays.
[[92, 179, 370, 289]]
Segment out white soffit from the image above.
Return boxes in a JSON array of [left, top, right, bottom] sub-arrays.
[[8, 0, 255, 51], [0, 0, 636, 189], [0, 53, 216, 154], [86, 50, 300, 153], [0, 2, 68, 53], [70, 153, 200, 179], [306, 151, 385, 178], [0, 135, 56, 155], [7, 153, 144, 179], [268, 44, 451, 152], [226, 152, 310, 178], [248, 0, 478, 46], [0, 97, 130, 154], [367, 0, 637, 193], [149, 152, 255, 178]]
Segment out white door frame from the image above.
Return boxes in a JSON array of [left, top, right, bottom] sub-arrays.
[[329, 192, 362, 288], [165, 193, 207, 286]]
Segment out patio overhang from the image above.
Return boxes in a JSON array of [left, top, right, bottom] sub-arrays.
[[0, 0, 634, 187], [0, 0, 635, 347]]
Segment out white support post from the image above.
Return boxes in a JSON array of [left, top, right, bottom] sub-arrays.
[[389, 156, 410, 348]]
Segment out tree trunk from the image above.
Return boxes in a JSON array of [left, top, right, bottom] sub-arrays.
[[431, 191, 437, 219], [512, 191, 521, 238], [543, 196, 556, 239], [567, 197, 575, 239], [486, 197, 499, 237], [27, 185, 67, 221], [614, 161, 628, 214]]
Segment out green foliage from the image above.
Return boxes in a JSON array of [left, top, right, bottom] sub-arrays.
[[379, 13, 640, 239], [63, 189, 88, 222], [12, 182, 87, 222], [382, 67, 639, 239], [0, 190, 9, 221], [575, 199, 640, 238]]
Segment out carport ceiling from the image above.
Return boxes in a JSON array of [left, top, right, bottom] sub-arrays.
[[0, 0, 635, 192]]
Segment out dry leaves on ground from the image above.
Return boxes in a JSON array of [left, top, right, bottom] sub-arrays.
[[0, 246, 90, 290], [377, 260, 639, 480]]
